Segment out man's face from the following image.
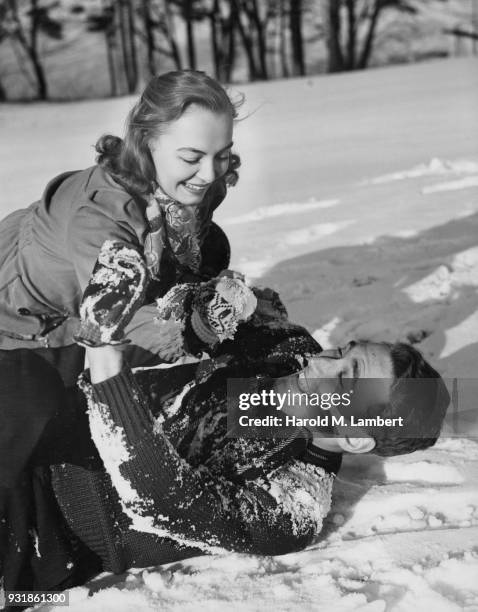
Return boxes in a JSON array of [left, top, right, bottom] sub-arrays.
[[276, 342, 394, 419], [300, 341, 394, 395]]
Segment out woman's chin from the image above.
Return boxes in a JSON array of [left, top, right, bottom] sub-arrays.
[[177, 183, 209, 205], [177, 196, 207, 207]]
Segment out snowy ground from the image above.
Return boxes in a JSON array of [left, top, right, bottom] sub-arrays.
[[1, 57, 478, 611]]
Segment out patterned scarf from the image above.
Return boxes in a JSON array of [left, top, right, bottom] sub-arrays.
[[144, 185, 215, 280]]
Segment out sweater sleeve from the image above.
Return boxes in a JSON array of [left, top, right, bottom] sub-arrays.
[[84, 367, 320, 556], [67, 201, 177, 356]]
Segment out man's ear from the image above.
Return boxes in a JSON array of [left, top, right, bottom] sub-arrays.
[[337, 436, 376, 454]]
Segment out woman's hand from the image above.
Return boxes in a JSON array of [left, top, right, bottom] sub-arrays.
[[191, 276, 257, 346], [252, 287, 288, 321]]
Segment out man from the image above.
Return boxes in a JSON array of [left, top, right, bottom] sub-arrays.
[[57, 331, 448, 577], [1, 243, 450, 601]]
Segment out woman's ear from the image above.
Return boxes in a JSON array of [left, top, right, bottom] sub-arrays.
[[337, 436, 376, 454]]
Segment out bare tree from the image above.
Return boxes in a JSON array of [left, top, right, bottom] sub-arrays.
[[141, 0, 156, 75], [289, 0, 305, 75], [86, 2, 120, 96], [232, 0, 272, 80], [272, 0, 289, 77], [183, 0, 197, 69], [322, 0, 418, 73], [208, 0, 238, 81], [322, 0, 344, 72], [5, 0, 63, 100], [118, 0, 138, 93], [162, 0, 182, 69], [168, 0, 211, 70], [139, 0, 185, 75], [0, 1, 10, 100]]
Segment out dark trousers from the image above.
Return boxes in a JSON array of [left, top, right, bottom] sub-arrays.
[[0, 346, 101, 606]]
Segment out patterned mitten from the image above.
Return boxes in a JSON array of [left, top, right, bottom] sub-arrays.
[[74, 240, 149, 347], [191, 276, 257, 347]]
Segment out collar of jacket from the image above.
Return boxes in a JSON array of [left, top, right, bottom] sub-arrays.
[[301, 443, 342, 475]]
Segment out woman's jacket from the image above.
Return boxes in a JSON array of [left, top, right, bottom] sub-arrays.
[[0, 165, 227, 351]]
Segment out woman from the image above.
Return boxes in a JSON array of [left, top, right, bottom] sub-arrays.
[[0, 70, 241, 595]]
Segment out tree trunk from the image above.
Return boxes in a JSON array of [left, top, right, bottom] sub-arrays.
[[324, 0, 344, 73], [28, 47, 48, 99], [164, 0, 182, 69], [0, 77, 7, 101], [224, 0, 236, 82], [142, 0, 156, 76], [358, 0, 381, 69], [249, 0, 268, 79], [289, 0, 305, 76], [118, 0, 130, 92], [274, 0, 289, 77], [184, 0, 197, 70], [118, 0, 138, 93], [209, 0, 220, 79], [28, 0, 48, 99], [232, 0, 259, 80], [105, 32, 117, 96], [126, 0, 138, 90], [105, 2, 118, 96], [345, 0, 356, 69]]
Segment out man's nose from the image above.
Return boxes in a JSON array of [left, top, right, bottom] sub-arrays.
[[300, 354, 342, 381]]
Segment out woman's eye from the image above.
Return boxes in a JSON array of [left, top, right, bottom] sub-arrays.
[[217, 155, 230, 162], [181, 158, 200, 165]]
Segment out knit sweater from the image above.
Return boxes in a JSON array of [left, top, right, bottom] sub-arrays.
[[51, 358, 341, 572]]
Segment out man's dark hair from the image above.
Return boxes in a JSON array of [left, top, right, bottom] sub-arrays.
[[364, 342, 450, 457]]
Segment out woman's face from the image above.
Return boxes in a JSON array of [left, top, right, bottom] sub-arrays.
[[149, 104, 234, 205]]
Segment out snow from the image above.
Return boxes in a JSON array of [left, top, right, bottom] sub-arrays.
[[223, 199, 340, 226], [422, 176, 478, 194], [1, 57, 477, 611], [84, 388, 228, 555]]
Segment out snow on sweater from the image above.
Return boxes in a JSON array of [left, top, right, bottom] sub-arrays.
[[67, 364, 339, 567]]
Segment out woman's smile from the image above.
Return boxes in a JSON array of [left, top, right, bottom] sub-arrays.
[[182, 181, 210, 194]]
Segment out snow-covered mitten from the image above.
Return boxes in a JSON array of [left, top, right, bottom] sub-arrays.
[[74, 240, 149, 347], [191, 276, 257, 347]]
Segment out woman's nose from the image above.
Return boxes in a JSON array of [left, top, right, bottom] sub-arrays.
[[197, 158, 216, 184]]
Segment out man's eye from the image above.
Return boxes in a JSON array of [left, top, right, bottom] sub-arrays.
[[217, 155, 230, 162]]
